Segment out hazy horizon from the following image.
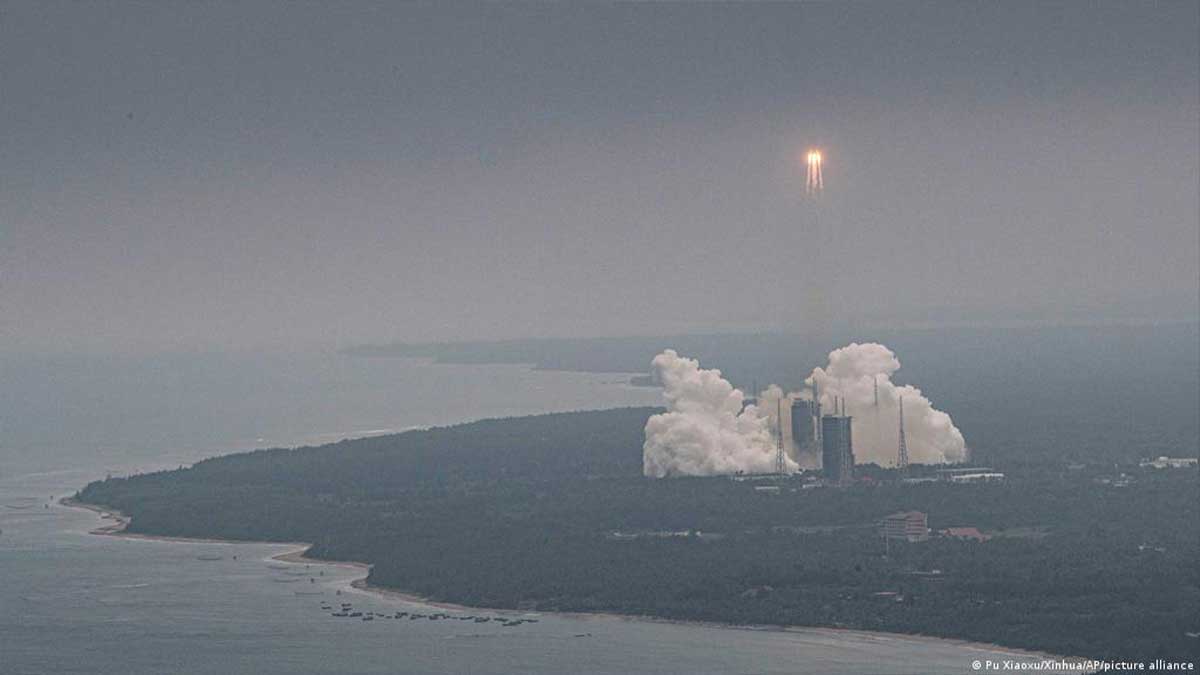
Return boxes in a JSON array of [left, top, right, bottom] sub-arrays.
[[4, 1, 1197, 354]]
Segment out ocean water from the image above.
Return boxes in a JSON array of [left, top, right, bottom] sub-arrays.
[[0, 352, 1045, 674]]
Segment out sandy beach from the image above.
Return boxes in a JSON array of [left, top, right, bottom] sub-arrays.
[[61, 497, 1092, 668]]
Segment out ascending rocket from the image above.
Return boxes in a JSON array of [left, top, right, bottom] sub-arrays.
[[806, 149, 824, 195]]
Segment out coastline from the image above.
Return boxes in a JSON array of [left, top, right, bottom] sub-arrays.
[[63, 497, 131, 534], [347, 575, 1078, 664], [61, 496, 1089, 667]]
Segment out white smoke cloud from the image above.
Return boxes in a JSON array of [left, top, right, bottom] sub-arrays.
[[754, 384, 822, 470], [643, 350, 797, 478], [641, 344, 966, 477], [807, 342, 966, 466], [755, 384, 788, 436]]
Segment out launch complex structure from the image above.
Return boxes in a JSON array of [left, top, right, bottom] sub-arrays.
[[766, 378, 910, 484]]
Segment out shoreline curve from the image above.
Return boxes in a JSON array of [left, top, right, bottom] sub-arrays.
[[60, 496, 1093, 669]]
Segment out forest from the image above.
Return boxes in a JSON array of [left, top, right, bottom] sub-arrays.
[[77, 407, 1199, 662]]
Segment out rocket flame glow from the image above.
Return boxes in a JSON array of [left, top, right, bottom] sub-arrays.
[[806, 149, 824, 194]]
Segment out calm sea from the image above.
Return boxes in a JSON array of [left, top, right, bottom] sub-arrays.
[[0, 351, 1045, 674]]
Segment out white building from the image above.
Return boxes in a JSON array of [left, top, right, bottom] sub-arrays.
[[1139, 456, 1198, 469], [949, 472, 1006, 484]]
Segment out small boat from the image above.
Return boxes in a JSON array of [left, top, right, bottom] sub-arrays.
[[196, 554, 223, 561]]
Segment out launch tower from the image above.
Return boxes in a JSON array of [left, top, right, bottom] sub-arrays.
[[821, 398, 854, 485]]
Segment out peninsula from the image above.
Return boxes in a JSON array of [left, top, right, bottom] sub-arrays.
[[75, 407, 1198, 662]]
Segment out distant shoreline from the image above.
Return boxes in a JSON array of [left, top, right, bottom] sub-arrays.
[[60, 496, 1091, 669]]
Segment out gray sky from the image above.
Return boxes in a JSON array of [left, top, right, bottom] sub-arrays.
[[3, 1, 1197, 353]]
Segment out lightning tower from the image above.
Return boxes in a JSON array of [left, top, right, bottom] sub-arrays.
[[874, 375, 884, 458], [813, 380, 821, 442], [775, 397, 786, 474], [897, 396, 910, 472]]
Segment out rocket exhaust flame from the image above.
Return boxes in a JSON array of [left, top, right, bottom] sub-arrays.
[[805, 149, 824, 195]]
